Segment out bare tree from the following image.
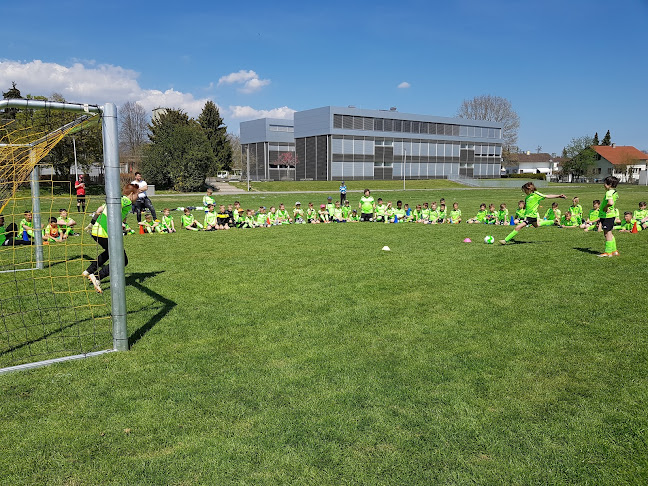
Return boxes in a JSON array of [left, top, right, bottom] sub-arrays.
[[227, 132, 242, 170], [456, 95, 520, 150], [119, 101, 149, 157]]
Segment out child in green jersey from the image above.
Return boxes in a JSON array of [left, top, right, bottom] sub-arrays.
[[568, 197, 583, 225], [633, 202, 648, 230], [514, 200, 525, 224], [275, 203, 292, 224], [448, 202, 462, 224], [306, 202, 319, 223], [182, 208, 203, 231], [57, 209, 76, 239], [20, 210, 35, 240], [421, 202, 431, 223], [374, 198, 387, 222], [141, 214, 161, 233], [597, 176, 620, 257], [467, 204, 488, 224], [325, 196, 335, 218], [160, 208, 176, 233], [44, 217, 63, 243], [293, 202, 305, 224], [558, 211, 579, 228], [348, 209, 360, 222], [485, 203, 497, 224], [202, 188, 215, 213], [496, 203, 509, 225], [204, 204, 218, 231], [412, 204, 423, 222], [500, 182, 566, 245], [318, 204, 330, 223], [391, 200, 406, 223], [242, 209, 257, 228], [543, 202, 561, 225], [332, 201, 345, 222], [615, 211, 642, 233], [256, 207, 270, 227], [341, 199, 351, 220], [581, 200, 601, 231], [437, 203, 447, 224]]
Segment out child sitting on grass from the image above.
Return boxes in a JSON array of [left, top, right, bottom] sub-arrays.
[[293, 202, 305, 224], [514, 200, 525, 224], [44, 217, 63, 243], [57, 209, 76, 239], [348, 209, 360, 222], [581, 200, 601, 231], [182, 208, 203, 231], [242, 209, 257, 228], [467, 204, 488, 224], [437, 203, 447, 224], [615, 211, 642, 232], [318, 204, 330, 223], [160, 208, 176, 233], [568, 196, 583, 225], [485, 203, 497, 224], [216, 204, 231, 230], [558, 211, 579, 228], [275, 203, 292, 225], [306, 202, 319, 224], [544, 202, 561, 225], [448, 202, 462, 224], [633, 202, 648, 230], [496, 203, 509, 225], [204, 204, 218, 231], [141, 214, 161, 233]]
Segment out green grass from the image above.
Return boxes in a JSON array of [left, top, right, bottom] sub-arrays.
[[1, 185, 648, 484]]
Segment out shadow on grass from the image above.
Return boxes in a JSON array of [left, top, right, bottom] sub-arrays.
[[573, 247, 600, 255], [126, 271, 176, 348], [47, 254, 95, 268]]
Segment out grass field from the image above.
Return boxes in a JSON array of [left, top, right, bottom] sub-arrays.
[[1, 183, 648, 484]]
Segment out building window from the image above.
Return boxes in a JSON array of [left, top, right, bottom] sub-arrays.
[[269, 124, 294, 132]]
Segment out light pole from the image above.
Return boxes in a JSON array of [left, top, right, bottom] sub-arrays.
[[403, 148, 407, 190]]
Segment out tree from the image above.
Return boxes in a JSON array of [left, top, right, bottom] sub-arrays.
[[593, 132, 599, 145], [1, 81, 23, 120], [227, 133, 242, 170], [601, 130, 611, 146], [561, 135, 597, 179], [456, 94, 520, 150], [141, 108, 212, 191], [198, 101, 232, 174], [119, 101, 149, 171]]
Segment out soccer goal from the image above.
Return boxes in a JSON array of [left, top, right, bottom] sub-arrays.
[[0, 100, 127, 374]]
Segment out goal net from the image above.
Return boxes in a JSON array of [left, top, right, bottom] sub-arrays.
[[0, 100, 127, 373]]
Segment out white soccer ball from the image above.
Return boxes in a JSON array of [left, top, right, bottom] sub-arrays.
[[484, 235, 495, 244]]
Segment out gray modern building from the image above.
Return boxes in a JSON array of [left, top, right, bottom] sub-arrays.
[[241, 106, 503, 181], [240, 118, 295, 181]]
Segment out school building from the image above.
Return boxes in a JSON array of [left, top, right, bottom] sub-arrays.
[[240, 106, 503, 181]]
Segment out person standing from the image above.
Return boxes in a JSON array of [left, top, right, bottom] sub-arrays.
[[75, 174, 86, 212], [339, 180, 347, 204], [131, 172, 157, 223], [359, 189, 375, 222]]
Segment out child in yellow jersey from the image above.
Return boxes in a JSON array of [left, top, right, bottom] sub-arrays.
[[598, 176, 620, 257], [581, 200, 601, 231], [514, 200, 525, 224]]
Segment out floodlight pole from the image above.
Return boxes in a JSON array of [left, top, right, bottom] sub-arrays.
[[29, 150, 44, 270], [246, 145, 250, 192], [102, 103, 129, 352]]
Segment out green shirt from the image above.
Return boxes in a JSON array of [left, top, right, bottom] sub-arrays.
[[319, 210, 330, 222], [599, 189, 618, 219], [633, 209, 648, 221], [421, 208, 431, 221], [332, 208, 344, 220], [544, 208, 561, 221], [449, 209, 462, 222], [515, 208, 525, 220], [438, 209, 447, 221], [524, 191, 546, 219], [294, 208, 304, 219], [204, 212, 217, 226], [375, 204, 387, 216], [267, 212, 277, 224], [560, 216, 578, 227], [161, 215, 174, 229], [615, 220, 641, 231], [203, 195, 215, 207], [474, 209, 487, 222], [393, 208, 406, 219], [94, 196, 133, 237], [256, 212, 268, 225], [307, 208, 317, 220], [429, 209, 440, 221], [588, 209, 600, 222], [497, 209, 509, 222], [360, 196, 374, 214], [569, 204, 583, 221], [341, 206, 351, 218], [182, 214, 195, 227], [348, 213, 360, 222], [276, 209, 290, 222]]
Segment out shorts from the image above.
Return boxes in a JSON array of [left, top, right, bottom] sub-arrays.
[[524, 217, 537, 226], [361, 212, 373, 222], [600, 217, 615, 232], [77, 195, 86, 203]]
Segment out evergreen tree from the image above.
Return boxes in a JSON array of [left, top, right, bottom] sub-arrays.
[[198, 101, 232, 174], [593, 132, 599, 145], [601, 130, 611, 146], [1, 82, 23, 120], [142, 109, 212, 191]]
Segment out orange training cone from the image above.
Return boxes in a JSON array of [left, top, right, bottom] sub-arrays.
[[139, 223, 145, 234], [632, 221, 638, 233]]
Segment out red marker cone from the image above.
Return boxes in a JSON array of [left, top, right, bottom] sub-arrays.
[[632, 221, 638, 233], [139, 224, 145, 234]]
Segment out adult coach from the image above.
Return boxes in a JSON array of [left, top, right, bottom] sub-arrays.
[[131, 171, 157, 223], [83, 184, 139, 293], [359, 188, 375, 221], [75, 174, 86, 212]]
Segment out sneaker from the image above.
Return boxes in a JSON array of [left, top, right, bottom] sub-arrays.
[[610, 251, 620, 257], [597, 252, 612, 257], [83, 272, 103, 293], [498, 239, 507, 245]]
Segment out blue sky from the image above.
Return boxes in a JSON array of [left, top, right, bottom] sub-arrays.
[[2, 0, 647, 154]]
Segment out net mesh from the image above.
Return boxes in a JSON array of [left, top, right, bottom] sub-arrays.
[[0, 114, 113, 369]]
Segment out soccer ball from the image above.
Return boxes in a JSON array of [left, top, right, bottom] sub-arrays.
[[484, 235, 494, 244]]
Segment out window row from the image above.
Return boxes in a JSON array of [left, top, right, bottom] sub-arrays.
[[268, 124, 294, 132], [333, 114, 501, 139]]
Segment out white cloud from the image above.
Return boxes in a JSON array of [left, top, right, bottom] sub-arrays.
[[229, 105, 295, 120], [0, 59, 213, 117], [398, 81, 411, 89], [218, 69, 270, 93]]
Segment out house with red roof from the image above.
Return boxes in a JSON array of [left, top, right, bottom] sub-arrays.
[[590, 145, 648, 182]]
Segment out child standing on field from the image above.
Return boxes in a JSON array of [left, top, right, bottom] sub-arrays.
[[597, 176, 620, 257], [499, 182, 566, 245]]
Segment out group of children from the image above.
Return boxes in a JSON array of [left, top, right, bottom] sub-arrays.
[[0, 209, 78, 246]]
